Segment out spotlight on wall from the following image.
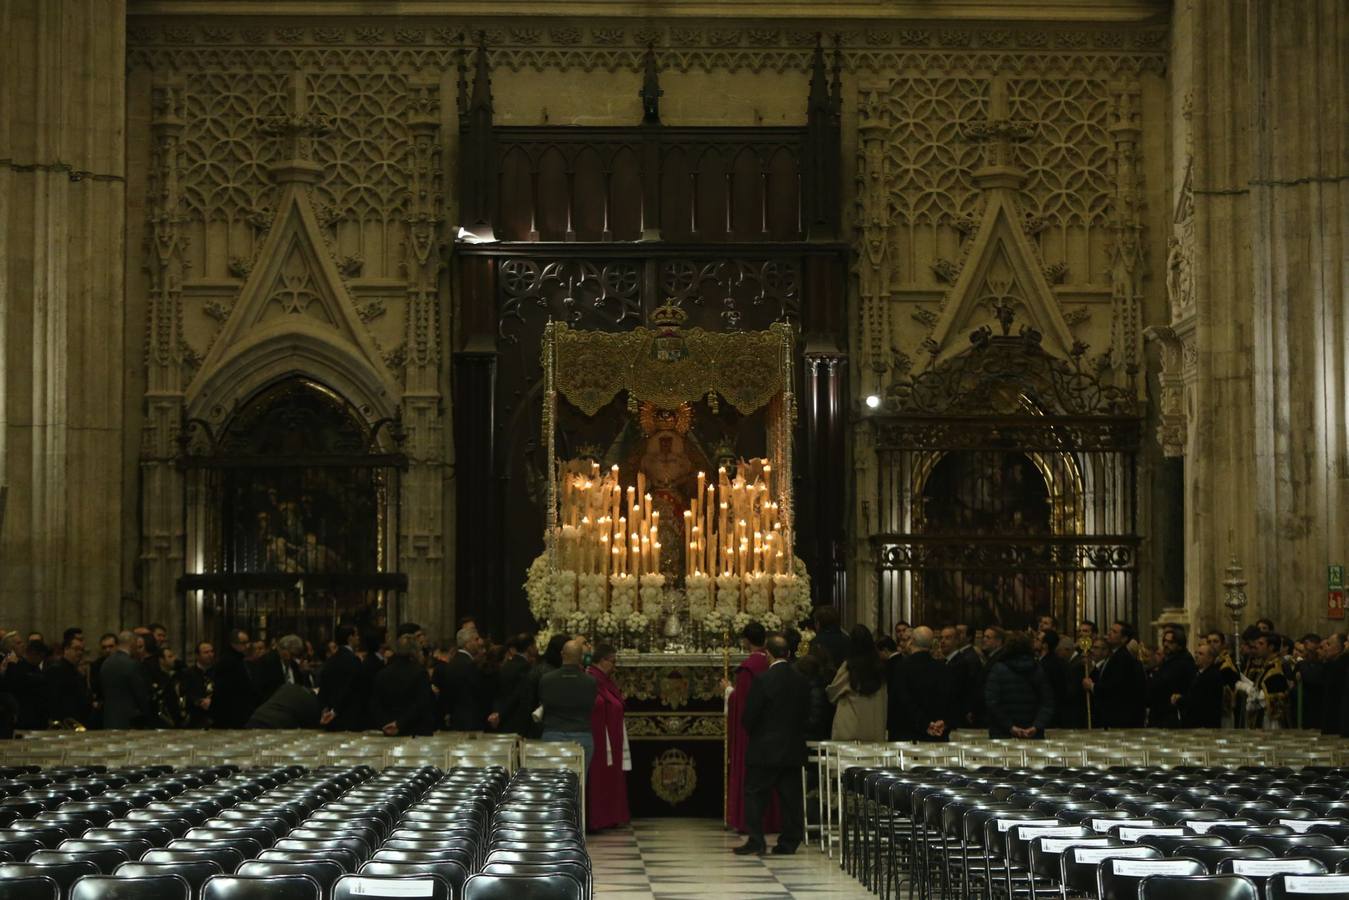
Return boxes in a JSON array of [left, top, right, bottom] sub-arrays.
[[865, 394, 882, 410]]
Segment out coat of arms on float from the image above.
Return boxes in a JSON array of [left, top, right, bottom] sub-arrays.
[[651, 748, 697, 806]]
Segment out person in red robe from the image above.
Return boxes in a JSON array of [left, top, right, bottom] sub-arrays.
[[587, 643, 630, 831], [724, 622, 780, 833]]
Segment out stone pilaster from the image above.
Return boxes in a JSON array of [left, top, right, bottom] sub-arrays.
[[1185, 0, 1349, 635], [0, 0, 127, 638]]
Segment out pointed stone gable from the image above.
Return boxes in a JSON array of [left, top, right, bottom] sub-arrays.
[[188, 181, 396, 404], [928, 190, 1075, 364]]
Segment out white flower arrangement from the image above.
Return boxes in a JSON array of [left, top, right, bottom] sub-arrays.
[[624, 610, 649, 635], [525, 553, 551, 622], [760, 611, 783, 632], [550, 570, 578, 620], [743, 573, 772, 616], [731, 611, 753, 638], [702, 607, 728, 637], [715, 573, 741, 614], [564, 609, 590, 636], [577, 573, 607, 616], [595, 610, 620, 636], [609, 574, 637, 617], [535, 628, 553, 653], [638, 572, 666, 612], [685, 573, 713, 618]]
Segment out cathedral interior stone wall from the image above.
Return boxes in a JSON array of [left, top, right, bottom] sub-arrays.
[[1, 0, 1345, 645]]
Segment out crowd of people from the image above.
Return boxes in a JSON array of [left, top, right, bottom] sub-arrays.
[[2, 609, 1343, 845]]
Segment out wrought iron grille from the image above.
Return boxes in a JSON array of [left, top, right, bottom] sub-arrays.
[[178, 378, 407, 648], [871, 330, 1141, 634]]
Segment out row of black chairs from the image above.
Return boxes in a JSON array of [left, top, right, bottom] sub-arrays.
[[838, 762, 1349, 900], [0, 759, 591, 900]]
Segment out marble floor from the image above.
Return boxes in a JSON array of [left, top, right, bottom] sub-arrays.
[[587, 818, 874, 899]]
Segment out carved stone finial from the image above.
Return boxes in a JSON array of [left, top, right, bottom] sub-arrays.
[[640, 44, 663, 125], [262, 71, 330, 183], [807, 33, 831, 120], [964, 72, 1035, 188], [470, 32, 493, 118]]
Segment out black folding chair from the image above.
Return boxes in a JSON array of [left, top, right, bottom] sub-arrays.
[[115, 862, 223, 900], [1098, 857, 1205, 900], [1267, 873, 1349, 900], [0, 875, 58, 900], [331, 875, 450, 900], [69, 875, 190, 900], [1136, 874, 1258, 900], [461, 874, 582, 900], [199, 876, 320, 900]]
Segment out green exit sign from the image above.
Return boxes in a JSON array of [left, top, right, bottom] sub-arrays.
[[1331, 565, 1345, 589]]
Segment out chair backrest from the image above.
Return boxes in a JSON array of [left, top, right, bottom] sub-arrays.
[[355, 863, 466, 896], [0, 844, 42, 865], [1098, 857, 1207, 900], [268, 844, 365, 865], [461, 874, 582, 900], [0, 875, 58, 900], [115, 863, 223, 900], [479, 864, 589, 893], [252, 855, 356, 877], [0, 863, 102, 897], [141, 851, 244, 876], [1190, 847, 1276, 874], [331, 875, 450, 900], [1061, 845, 1162, 896], [1135, 874, 1259, 900], [1267, 874, 1349, 900], [69, 875, 190, 900], [166, 844, 259, 864], [200, 876, 320, 900], [235, 864, 342, 900], [27, 853, 127, 877], [1216, 857, 1327, 889], [1241, 836, 1336, 854]]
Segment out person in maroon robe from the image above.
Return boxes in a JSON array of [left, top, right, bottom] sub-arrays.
[[723, 622, 780, 833], [586, 643, 630, 831]]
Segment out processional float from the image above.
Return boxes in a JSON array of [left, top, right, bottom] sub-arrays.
[[525, 302, 813, 653]]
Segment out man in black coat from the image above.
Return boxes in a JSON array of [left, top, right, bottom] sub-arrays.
[[889, 627, 951, 741], [1085, 620, 1147, 728], [735, 634, 809, 857], [941, 626, 984, 730], [1059, 639, 1091, 728], [1147, 627, 1197, 728], [250, 634, 305, 704], [5, 639, 49, 730], [373, 635, 437, 736], [44, 636, 92, 726], [434, 626, 486, 731], [811, 606, 849, 673], [101, 631, 152, 729], [1176, 642, 1225, 728], [318, 625, 368, 731], [1037, 631, 1069, 728], [180, 641, 216, 728], [1319, 633, 1348, 734], [211, 628, 257, 728], [491, 633, 536, 735]]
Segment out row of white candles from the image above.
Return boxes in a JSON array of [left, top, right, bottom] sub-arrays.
[[558, 462, 661, 576], [555, 459, 789, 578]]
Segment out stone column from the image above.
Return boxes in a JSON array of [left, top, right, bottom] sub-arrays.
[[0, 0, 127, 638], [1185, 0, 1348, 635]]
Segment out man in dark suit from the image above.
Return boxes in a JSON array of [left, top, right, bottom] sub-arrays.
[[44, 635, 92, 726], [941, 626, 983, 730], [1037, 630, 1069, 727], [1147, 626, 1196, 728], [180, 641, 215, 728], [1318, 633, 1348, 734], [811, 606, 849, 673], [1176, 642, 1224, 727], [434, 626, 486, 731], [889, 626, 951, 741], [101, 631, 152, 729], [211, 628, 257, 728], [1059, 638, 1090, 728], [318, 625, 367, 731], [250, 634, 305, 703], [490, 633, 536, 735], [735, 634, 809, 857], [373, 634, 437, 736], [1085, 620, 1147, 728]]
